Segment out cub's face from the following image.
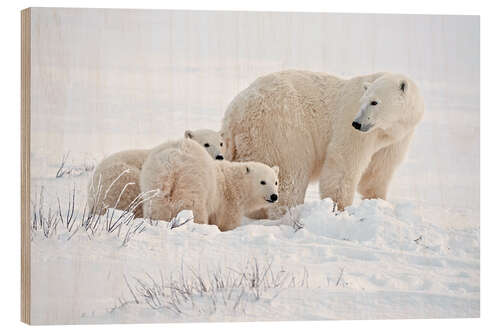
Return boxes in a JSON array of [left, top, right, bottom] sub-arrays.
[[352, 75, 410, 133], [244, 162, 280, 207], [185, 129, 225, 160]]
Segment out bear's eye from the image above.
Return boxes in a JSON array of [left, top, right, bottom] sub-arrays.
[[260, 181, 266, 185], [220, 142, 223, 147], [370, 101, 378, 106], [204, 143, 210, 147]]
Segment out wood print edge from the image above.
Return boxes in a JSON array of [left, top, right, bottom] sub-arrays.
[[21, 7, 31, 325]]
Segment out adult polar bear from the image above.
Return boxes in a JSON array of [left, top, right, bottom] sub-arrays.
[[221, 70, 424, 218]]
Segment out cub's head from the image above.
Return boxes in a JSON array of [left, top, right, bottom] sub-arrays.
[[185, 129, 225, 160], [352, 74, 423, 134], [242, 162, 280, 209]]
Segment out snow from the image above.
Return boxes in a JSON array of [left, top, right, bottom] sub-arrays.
[[28, 8, 479, 325], [30, 183, 479, 324]]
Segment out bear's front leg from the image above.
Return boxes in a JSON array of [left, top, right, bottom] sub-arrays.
[[319, 146, 372, 210], [358, 131, 414, 200], [319, 168, 357, 210]]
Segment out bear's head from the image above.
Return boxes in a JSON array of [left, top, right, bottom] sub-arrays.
[[241, 162, 280, 209], [352, 74, 424, 137], [185, 129, 225, 160]]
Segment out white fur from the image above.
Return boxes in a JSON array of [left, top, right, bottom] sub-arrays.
[[87, 129, 224, 217], [140, 139, 279, 231], [221, 70, 424, 216]]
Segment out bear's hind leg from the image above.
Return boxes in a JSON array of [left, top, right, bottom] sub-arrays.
[[162, 196, 208, 225], [143, 196, 175, 222], [192, 200, 209, 225]]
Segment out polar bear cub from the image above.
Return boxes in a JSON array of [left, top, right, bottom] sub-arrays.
[[140, 138, 279, 231], [87, 129, 224, 218]]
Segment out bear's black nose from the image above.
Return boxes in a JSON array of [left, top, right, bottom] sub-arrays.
[[216, 155, 224, 160], [352, 121, 361, 130], [270, 194, 278, 202]]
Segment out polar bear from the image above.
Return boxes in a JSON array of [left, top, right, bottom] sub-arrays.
[[140, 138, 279, 231], [221, 70, 424, 217], [87, 129, 224, 218]]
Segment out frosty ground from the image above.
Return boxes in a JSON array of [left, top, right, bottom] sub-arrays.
[[30, 169, 479, 324]]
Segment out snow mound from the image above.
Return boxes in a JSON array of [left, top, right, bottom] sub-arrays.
[[245, 198, 479, 258]]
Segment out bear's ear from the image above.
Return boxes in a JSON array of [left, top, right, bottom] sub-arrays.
[[246, 166, 250, 174], [184, 130, 193, 139], [400, 80, 408, 94], [272, 166, 279, 175], [363, 82, 371, 91]]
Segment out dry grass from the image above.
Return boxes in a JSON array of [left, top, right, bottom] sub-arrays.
[[120, 258, 310, 316], [31, 175, 161, 246], [55, 152, 95, 178]]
